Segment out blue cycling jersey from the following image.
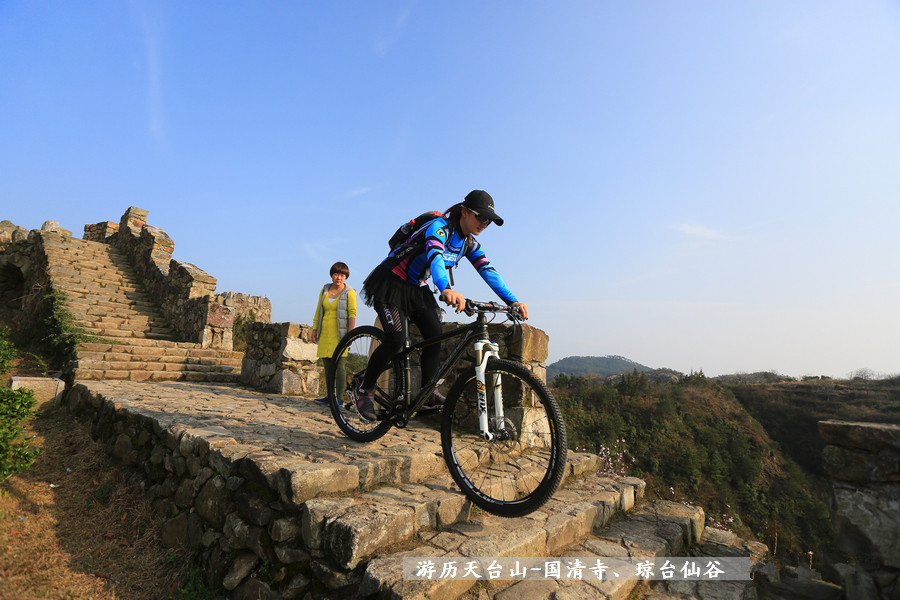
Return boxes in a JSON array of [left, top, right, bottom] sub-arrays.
[[387, 217, 518, 305]]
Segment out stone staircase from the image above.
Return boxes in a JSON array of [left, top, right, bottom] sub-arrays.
[[40, 234, 242, 383], [61, 380, 767, 599]]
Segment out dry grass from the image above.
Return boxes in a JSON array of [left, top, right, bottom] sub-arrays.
[[0, 401, 196, 600]]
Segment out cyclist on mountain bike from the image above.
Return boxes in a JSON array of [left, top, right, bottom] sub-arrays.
[[355, 190, 529, 421]]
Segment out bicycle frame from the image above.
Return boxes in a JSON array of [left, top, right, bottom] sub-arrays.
[[381, 309, 504, 440]]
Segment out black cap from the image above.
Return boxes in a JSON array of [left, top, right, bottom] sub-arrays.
[[462, 190, 504, 226]]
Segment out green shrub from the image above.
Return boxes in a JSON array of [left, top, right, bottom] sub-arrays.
[[0, 386, 40, 482], [39, 290, 93, 368], [231, 310, 257, 352], [0, 325, 16, 375]]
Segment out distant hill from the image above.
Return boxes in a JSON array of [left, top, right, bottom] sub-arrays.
[[547, 355, 652, 379]]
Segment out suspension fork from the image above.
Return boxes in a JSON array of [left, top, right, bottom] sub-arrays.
[[400, 315, 412, 420], [472, 337, 502, 441]]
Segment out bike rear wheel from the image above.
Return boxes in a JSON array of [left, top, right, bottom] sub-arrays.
[[327, 326, 401, 442], [441, 358, 567, 517]]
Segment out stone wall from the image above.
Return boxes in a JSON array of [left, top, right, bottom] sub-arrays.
[[0, 219, 32, 251], [86, 207, 271, 350], [238, 318, 550, 400], [240, 322, 320, 395], [217, 292, 272, 325], [60, 384, 323, 599], [0, 223, 67, 335], [819, 420, 900, 600]]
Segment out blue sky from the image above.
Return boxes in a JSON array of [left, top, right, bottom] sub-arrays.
[[2, 1, 898, 378]]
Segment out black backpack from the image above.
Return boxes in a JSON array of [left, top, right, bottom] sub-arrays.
[[388, 211, 444, 251], [388, 211, 473, 285]]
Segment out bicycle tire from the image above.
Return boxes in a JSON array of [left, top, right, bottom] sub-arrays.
[[327, 326, 401, 442], [441, 358, 567, 517]]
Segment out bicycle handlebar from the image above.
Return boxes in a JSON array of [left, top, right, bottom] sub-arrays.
[[462, 299, 523, 321]]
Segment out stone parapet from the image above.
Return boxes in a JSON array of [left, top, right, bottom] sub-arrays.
[[0, 219, 30, 251], [819, 420, 900, 599], [240, 321, 319, 394], [83, 221, 119, 242], [216, 291, 272, 325]]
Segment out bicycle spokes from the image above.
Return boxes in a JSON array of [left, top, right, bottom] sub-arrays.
[[441, 359, 566, 517]]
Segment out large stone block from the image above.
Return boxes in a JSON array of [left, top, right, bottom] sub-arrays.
[[823, 444, 899, 483], [280, 337, 317, 362], [819, 420, 900, 454], [631, 500, 706, 548], [301, 497, 356, 549], [8, 377, 65, 405], [279, 462, 359, 507], [195, 476, 234, 529], [269, 369, 301, 394], [205, 302, 234, 328], [325, 503, 417, 569], [119, 206, 149, 235], [276, 322, 302, 338], [833, 484, 900, 568], [507, 324, 549, 363]]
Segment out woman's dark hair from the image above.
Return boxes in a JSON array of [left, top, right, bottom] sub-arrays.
[[330, 261, 350, 278], [444, 203, 464, 229]]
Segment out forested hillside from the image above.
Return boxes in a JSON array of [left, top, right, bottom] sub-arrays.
[[547, 355, 653, 379], [551, 370, 836, 565]]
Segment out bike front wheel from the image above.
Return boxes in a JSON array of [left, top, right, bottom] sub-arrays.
[[441, 358, 567, 517], [327, 326, 400, 442]]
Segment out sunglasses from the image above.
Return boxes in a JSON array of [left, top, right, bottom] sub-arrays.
[[468, 209, 492, 226]]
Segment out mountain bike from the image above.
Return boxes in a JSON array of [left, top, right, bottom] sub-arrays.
[[326, 299, 567, 518]]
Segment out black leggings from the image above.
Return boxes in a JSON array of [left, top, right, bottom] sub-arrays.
[[362, 300, 443, 391]]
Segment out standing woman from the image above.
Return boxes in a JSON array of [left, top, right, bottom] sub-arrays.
[[312, 262, 357, 404]]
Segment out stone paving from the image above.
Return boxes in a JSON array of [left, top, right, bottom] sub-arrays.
[[80, 380, 446, 470]]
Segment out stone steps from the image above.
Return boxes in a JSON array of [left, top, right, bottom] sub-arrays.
[[72, 368, 242, 383], [297, 453, 614, 573], [73, 345, 243, 382], [79, 341, 243, 357], [60, 381, 766, 599], [38, 236, 242, 384], [50, 272, 150, 290], [65, 293, 162, 313], [362, 498, 766, 600], [77, 350, 243, 364], [353, 473, 645, 599], [74, 357, 240, 372], [79, 325, 177, 340]]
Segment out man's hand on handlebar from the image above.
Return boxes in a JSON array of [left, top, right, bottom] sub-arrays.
[[440, 289, 466, 313]]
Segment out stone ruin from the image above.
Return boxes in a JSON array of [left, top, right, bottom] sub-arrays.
[[82, 207, 272, 350], [1, 209, 272, 353]]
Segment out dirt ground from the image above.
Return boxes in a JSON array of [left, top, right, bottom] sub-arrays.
[[0, 398, 200, 600]]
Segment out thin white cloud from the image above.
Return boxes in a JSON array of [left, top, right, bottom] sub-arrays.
[[344, 186, 375, 199], [374, 4, 414, 58], [131, 1, 165, 144], [670, 223, 731, 241]]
